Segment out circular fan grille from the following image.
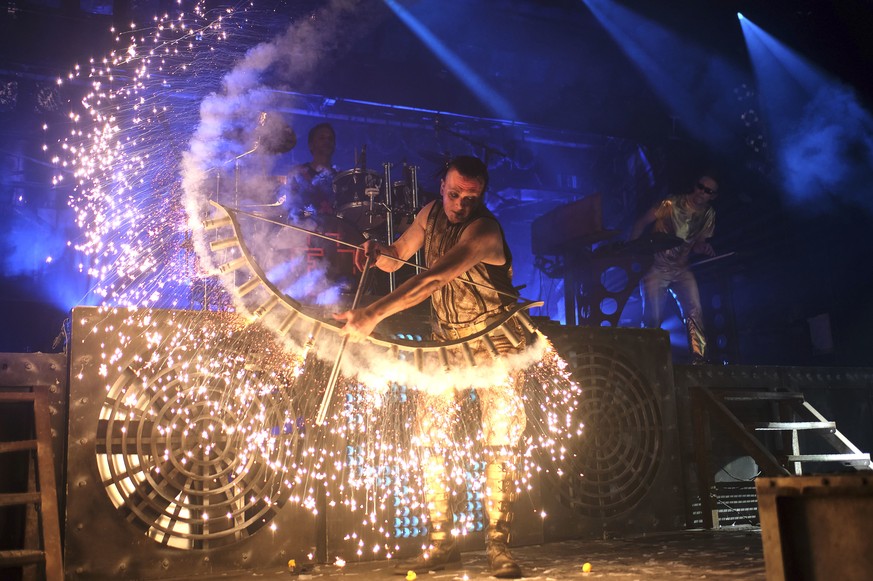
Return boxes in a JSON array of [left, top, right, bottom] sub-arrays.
[[558, 344, 663, 518], [96, 352, 300, 549]]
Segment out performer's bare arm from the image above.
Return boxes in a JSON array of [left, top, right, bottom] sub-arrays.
[[692, 238, 716, 257], [337, 208, 505, 340], [353, 201, 433, 273], [630, 206, 657, 240]]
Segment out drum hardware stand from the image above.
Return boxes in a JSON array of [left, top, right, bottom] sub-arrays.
[[229, 144, 260, 206], [408, 164, 423, 269], [382, 161, 397, 292], [238, 195, 286, 210], [364, 187, 380, 231], [369, 163, 423, 292]]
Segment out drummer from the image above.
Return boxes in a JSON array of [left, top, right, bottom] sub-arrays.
[[286, 122, 338, 218]]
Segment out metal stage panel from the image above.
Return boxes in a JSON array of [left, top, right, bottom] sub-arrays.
[[0, 352, 67, 498], [0, 352, 68, 571], [65, 307, 318, 580], [62, 307, 759, 577], [49, 305, 873, 579], [537, 323, 687, 539]]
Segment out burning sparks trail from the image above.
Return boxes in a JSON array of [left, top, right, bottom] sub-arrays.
[[52, 0, 585, 560]]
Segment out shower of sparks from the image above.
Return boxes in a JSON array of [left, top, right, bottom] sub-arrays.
[[53, 0, 586, 561]]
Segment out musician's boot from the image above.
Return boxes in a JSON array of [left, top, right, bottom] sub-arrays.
[[687, 306, 708, 365], [393, 453, 460, 575], [485, 453, 523, 579]]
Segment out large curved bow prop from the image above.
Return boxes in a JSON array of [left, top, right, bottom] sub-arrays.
[[200, 201, 543, 423]]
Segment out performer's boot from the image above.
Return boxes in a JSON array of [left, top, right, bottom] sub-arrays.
[[393, 453, 460, 575], [484, 454, 523, 579], [687, 314, 708, 364]]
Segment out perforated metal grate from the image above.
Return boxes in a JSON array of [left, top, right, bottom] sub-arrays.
[[557, 344, 663, 519], [89, 322, 303, 550], [66, 308, 319, 579]]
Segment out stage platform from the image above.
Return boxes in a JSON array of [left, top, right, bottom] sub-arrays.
[[174, 528, 764, 580]]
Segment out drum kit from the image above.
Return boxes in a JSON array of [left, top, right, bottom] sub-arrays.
[[283, 158, 428, 295], [331, 163, 422, 239], [213, 114, 429, 298]]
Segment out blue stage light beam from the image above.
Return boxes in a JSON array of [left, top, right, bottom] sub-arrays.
[[740, 15, 873, 210], [581, 0, 747, 147], [662, 313, 690, 354], [382, 0, 516, 120]]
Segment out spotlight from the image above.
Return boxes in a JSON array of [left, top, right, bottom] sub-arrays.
[[737, 12, 745, 21]]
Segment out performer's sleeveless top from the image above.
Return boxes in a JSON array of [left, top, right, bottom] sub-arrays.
[[424, 200, 518, 337], [652, 194, 715, 268]]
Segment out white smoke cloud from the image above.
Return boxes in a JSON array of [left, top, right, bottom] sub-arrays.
[[182, 0, 370, 314]]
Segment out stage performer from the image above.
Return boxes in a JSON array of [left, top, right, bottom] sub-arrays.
[[286, 122, 337, 217], [630, 174, 719, 364], [335, 155, 528, 578]]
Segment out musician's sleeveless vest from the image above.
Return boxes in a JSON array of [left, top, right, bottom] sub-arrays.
[[652, 193, 715, 269], [424, 200, 517, 339]]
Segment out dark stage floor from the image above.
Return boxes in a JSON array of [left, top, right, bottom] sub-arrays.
[[177, 528, 765, 580]]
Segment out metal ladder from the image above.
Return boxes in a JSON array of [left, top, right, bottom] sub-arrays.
[[0, 386, 64, 581], [691, 385, 872, 528]]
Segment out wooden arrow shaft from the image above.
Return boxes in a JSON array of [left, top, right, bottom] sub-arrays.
[[314, 255, 374, 426]]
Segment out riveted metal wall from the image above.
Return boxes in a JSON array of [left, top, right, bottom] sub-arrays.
[[0, 352, 68, 556], [0, 352, 67, 487], [43, 306, 873, 579], [60, 308, 719, 575]]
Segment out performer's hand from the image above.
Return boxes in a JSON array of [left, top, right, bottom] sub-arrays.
[[333, 307, 379, 342], [693, 241, 716, 257], [355, 240, 382, 272]]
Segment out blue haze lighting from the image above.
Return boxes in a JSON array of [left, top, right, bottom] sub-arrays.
[[0, 191, 95, 311], [582, 0, 748, 146], [2, 209, 65, 278], [739, 16, 873, 210], [662, 313, 689, 353], [382, 0, 516, 119]]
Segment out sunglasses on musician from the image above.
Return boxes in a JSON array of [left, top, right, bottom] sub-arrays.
[[696, 182, 718, 196]]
